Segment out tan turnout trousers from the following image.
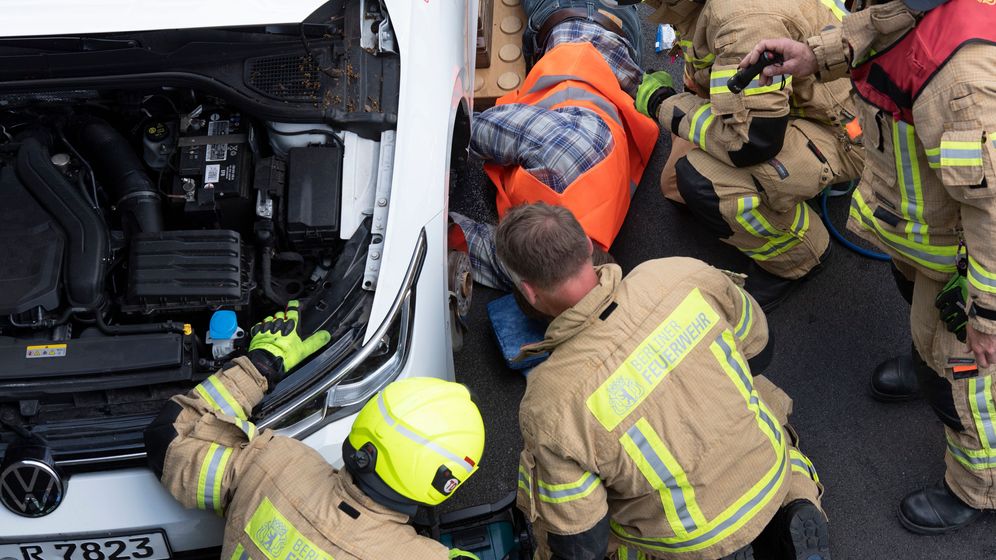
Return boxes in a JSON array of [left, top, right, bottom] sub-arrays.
[[647, 0, 864, 279]]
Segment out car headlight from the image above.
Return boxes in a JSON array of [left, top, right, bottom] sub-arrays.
[[254, 229, 425, 439]]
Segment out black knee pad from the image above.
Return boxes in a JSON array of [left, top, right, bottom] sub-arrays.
[[914, 353, 965, 432], [675, 156, 734, 239], [143, 400, 183, 479]]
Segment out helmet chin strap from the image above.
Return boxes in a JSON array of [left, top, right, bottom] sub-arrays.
[[342, 439, 420, 517]]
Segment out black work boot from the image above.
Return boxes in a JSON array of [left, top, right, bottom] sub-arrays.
[[869, 354, 920, 402], [898, 480, 985, 535], [719, 543, 754, 560], [745, 245, 832, 313], [778, 500, 831, 560]]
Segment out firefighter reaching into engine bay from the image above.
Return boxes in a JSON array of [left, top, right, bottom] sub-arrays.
[[633, 0, 864, 312], [143, 301, 486, 559]]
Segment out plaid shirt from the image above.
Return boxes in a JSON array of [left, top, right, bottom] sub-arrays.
[[470, 20, 641, 193]]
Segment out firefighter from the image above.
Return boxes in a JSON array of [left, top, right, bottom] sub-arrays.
[[497, 202, 828, 560], [743, 0, 996, 535], [143, 302, 486, 559], [634, 0, 864, 311]]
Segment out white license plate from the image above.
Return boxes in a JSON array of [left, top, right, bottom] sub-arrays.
[[0, 532, 170, 560]]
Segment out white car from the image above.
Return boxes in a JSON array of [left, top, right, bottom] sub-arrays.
[[0, 0, 477, 557]]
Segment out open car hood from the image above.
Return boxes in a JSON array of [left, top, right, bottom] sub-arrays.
[[0, 0, 332, 37]]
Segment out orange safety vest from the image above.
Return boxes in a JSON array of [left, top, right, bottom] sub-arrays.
[[484, 42, 659, 250]]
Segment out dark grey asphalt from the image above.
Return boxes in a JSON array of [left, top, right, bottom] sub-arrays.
[[444, 6, 996, 557]]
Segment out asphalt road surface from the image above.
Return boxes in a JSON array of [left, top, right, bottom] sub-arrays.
[[444, 6, 996, 558]]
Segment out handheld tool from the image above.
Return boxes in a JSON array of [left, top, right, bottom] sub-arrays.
[[727, 51, 784, 94]]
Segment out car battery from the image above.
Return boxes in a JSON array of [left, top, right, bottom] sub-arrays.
[[171, 109, 254, 226]]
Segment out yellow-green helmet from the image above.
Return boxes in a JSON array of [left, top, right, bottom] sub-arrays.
[[343, 378, 484, 510]]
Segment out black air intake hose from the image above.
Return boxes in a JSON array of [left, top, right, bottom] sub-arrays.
[[16, 137, 108, 309], [75, 118, 163, 235]]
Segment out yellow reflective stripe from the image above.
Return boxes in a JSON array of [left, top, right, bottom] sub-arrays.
[[743, 75, 791, 96], [789, 449, 820, 483], [946, 435, 996, 470], [197, 443, 232, 515], [679, 40, 716, 70], [969, 256, 996, 294], [535, 471, 602, 504], [246, 497, 335, 560], [231, 543, 250, 560], [733, 287, 753, 341], [969, 377, 996, 449], [892, 121, 929, 244], [736, 198, 805, 261], [237, 418, 258, 441], [195, 375, 246, 420], [609, 330, 788, 553], [617, 545, 649, 560], [689, 103, 714, 151], [938, 139, 983, 167], [925, 146, 941, 169], [708, 69, 737, 95], [849, 189, 958, 273], [587, 289, 719, 431], [620, 418, 708, 536], [819, 0, 848, 21], [517, 465, 531, 492]]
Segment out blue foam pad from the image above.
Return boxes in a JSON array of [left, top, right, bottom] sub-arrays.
[[487, 294, 549, 374]]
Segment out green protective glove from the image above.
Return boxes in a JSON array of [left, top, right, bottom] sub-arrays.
[[448, 550, 480, 560], [936, 273, 969, 343], [249, 300, 331, 374], [635, 71, 675, 118]]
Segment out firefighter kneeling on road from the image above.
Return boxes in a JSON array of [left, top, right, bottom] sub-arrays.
[[633, 0, 864, 312], [143, 302, 486, 559], [498, 202, 828, 560]]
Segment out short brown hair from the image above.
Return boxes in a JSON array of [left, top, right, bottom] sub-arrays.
[[496, 202, 591, 290]]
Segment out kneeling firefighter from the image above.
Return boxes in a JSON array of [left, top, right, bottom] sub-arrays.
[[634, 0, 865, 311], [742, 0, 996, 535], [144, 302, 486, 559]]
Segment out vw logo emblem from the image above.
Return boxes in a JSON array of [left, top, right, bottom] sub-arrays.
[[0, 459, 64, 517]]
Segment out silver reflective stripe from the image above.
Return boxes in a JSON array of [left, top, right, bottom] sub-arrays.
[[630, 181, 639, 197], [790, 458, 815, 479], [691, 105, 713, 147], [745, 234, 799, 259], [377, 395, 472, 473], [735, 289, 752, 340], [237, 419, 257, 441], [940, 147, 982, 161], [617, 455, 787, 550], [969, 258, 996, 290], [203, 444, 226, 512], [715, 335, 781, 444], [744, 74, 787, 91], [626, 424, 698, 533], [535, 471, 601, 501], [741, 198, 778, 238], [200, 377, 239, 419], [894, 121, 927, 243], [531, 85, 622, 126], [947, 439, 996, 468], [850, 198, 958, 268], [973, 379, 996, 448], [926, 151, 940, 167]]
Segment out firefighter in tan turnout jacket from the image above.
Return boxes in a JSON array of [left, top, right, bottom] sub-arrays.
[[743, 0, 996, 536], [143, 302, 485, 560], [496, 203, 828, 560], [634, 0, 864, 311]]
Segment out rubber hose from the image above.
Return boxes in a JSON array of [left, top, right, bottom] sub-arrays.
[[819, 188, 891, 261], [16, 137, 109, 308], [261, 249, 287, 306], [75, 118, 163, 235], [95, 312, 184, 335]]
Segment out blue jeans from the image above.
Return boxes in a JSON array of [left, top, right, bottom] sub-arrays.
[[522, 0, 643, 66]]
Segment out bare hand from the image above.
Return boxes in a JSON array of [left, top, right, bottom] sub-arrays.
[[967, 324, 996, 368], [740, 39, 818, 86]]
